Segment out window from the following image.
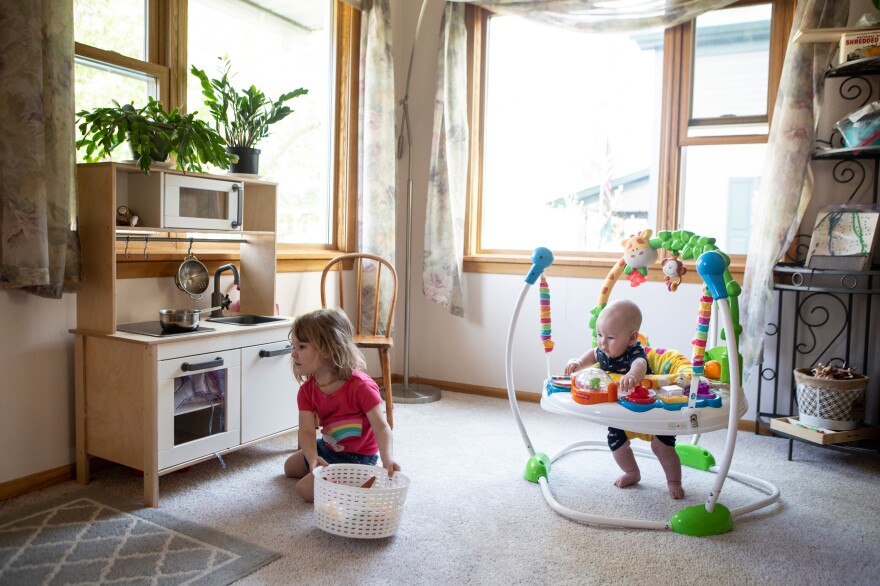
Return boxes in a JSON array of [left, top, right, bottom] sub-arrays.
[[480, 18, 662, 254], [73, 0, 357, 259], [468, 1, 792, 272], [74, 0, 165, 163], [675, 3, 776, 255], [187, 0, 334, 246]]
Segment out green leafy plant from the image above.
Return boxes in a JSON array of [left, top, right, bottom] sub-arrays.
[[76, 97, 231, 174], [190, 57, 308, 149]]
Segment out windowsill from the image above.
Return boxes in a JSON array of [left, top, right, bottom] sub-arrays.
[[115, 251, 746, 281], [464, 253, 746, 283]]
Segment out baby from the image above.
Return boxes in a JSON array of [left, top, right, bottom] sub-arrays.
[[565, 299, 684, 499]]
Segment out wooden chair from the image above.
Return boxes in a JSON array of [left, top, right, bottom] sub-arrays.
[[321, 253, 398, 428]]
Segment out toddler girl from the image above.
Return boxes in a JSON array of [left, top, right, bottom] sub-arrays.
[[284, 308, 399, 501]]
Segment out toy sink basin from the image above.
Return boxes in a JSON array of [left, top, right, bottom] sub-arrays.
[[205, 314, 289, 326]]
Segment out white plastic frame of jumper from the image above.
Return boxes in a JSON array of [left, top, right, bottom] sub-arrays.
[[505, 247, 780, 536]]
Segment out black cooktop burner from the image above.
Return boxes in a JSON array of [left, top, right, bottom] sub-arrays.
[[116, 321, 216, 337]]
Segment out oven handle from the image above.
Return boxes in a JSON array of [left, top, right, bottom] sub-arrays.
[[259, 345, 292, 358], [231, 184, 243, 229], [181, 357, 224, 372]]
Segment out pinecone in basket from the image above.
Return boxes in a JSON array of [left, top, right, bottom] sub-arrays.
[[811, 363, 858, 380]]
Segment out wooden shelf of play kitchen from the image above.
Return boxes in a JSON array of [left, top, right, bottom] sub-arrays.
[[770, 417, 880, 446], [75, 162, 278, 334]]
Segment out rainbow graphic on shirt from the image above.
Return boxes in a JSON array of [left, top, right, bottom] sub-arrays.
[[322, 419, 364, 449]]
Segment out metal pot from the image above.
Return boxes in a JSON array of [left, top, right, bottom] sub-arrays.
[[159, 306, 221, 332], [175, 252, 209, 299]]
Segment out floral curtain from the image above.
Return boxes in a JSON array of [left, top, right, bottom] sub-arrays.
[[425, 0, 738, 316], [423, 3, 468, 317], [357, 0, 396, 334], [740, 0, 849, 382], [0, 0, 82, 298]]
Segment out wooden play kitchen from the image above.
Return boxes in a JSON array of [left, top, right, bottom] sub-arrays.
[[73, 162, 296, 507]]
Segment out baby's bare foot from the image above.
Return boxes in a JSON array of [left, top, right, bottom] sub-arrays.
[[667, 480, 685, 499], [613, 471, 641, 488]]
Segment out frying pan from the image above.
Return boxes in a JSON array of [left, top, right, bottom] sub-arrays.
[[175, 252, 209, 299], [159, 306, 221, 332]]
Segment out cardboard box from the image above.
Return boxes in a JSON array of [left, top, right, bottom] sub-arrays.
[[770, 416, 880, 445], [839, 30, 880, 64]]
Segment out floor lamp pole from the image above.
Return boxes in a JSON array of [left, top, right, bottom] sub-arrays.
[[391, 0, 441, 404]]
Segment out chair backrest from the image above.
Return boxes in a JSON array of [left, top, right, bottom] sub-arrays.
[[320, 253, 398, 338]]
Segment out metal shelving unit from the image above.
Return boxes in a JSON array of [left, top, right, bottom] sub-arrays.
[[756, 56, 880, 459], [756, 263, 880, 458]]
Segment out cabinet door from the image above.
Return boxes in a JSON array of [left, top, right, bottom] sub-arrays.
[[158, 348, 241, 470], [241, 341, 298, 443]]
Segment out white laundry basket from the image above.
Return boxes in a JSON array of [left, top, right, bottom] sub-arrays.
[[313, 464, 410, 538]]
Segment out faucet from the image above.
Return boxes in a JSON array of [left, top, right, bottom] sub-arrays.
[[211, 264, 240, 317]]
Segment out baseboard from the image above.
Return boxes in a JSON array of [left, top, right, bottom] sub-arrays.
[[0, 464, 73, 501], [0, 457, 122, 502]]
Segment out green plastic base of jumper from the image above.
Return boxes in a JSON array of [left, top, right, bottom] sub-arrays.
[[669, 503, 733, 536], [524, 452, 551, 482], [676, 443, 716, 471]]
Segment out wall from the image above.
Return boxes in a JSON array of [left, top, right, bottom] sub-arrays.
[[2, 0, 875, 488], [0, 292, 77, 483]]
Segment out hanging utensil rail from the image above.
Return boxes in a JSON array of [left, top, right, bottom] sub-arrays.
[[115, 236, 247, 244]]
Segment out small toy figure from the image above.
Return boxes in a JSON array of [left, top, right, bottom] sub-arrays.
[[116, 205, 139, 227], [661, 256, 686, 292], [621, 230, 657, 287]]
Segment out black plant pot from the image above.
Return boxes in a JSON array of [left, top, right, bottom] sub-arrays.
[[149, 135, 170, 162], [127, 134, 170, 173], [228, 146, 261, 175]]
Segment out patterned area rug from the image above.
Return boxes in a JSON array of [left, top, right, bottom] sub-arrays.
[[0, 487, 279, 585]]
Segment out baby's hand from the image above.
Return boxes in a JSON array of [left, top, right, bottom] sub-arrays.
[[619, 374, 637, 392], [564, 359, 581, 376]]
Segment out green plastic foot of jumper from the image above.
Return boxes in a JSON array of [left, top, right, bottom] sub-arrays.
[[670, 503, 733, 536], [676, 443, 716, 471], [524, 452, 551, 483]]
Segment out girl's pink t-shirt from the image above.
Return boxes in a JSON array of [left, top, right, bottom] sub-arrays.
[[297, 370, 382, 455]]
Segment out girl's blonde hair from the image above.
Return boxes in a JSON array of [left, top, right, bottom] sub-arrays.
[[289, 308, 366, 383]]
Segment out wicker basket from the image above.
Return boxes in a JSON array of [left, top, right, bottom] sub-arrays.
[[313, 464, 410, 539], [793, 368, 868, 431]]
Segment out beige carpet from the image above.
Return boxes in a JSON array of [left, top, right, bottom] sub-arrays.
[[2, 391, 879, 585]]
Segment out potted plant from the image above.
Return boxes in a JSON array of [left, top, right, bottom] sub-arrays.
[[190, 57, 308, 175], [76, 97, 231, 174], [793, 363, 869, 431]]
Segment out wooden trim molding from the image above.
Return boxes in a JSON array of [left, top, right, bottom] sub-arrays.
[[0, 465, 73, 501], [464, 254, 746, 281], [333, 2, 360, 253]]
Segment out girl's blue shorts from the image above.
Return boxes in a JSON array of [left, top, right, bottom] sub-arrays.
[[306, 438, 379, 469]]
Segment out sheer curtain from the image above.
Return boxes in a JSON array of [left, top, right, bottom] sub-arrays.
[[425, 0, 737, 316], [0, 0, 82, 298], [423, 3, 468, 317], [356, 0, 396, 333], [740, 0, 849, 381]]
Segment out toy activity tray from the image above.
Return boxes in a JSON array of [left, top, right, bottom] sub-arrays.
[[541, 380, 747, 436]]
